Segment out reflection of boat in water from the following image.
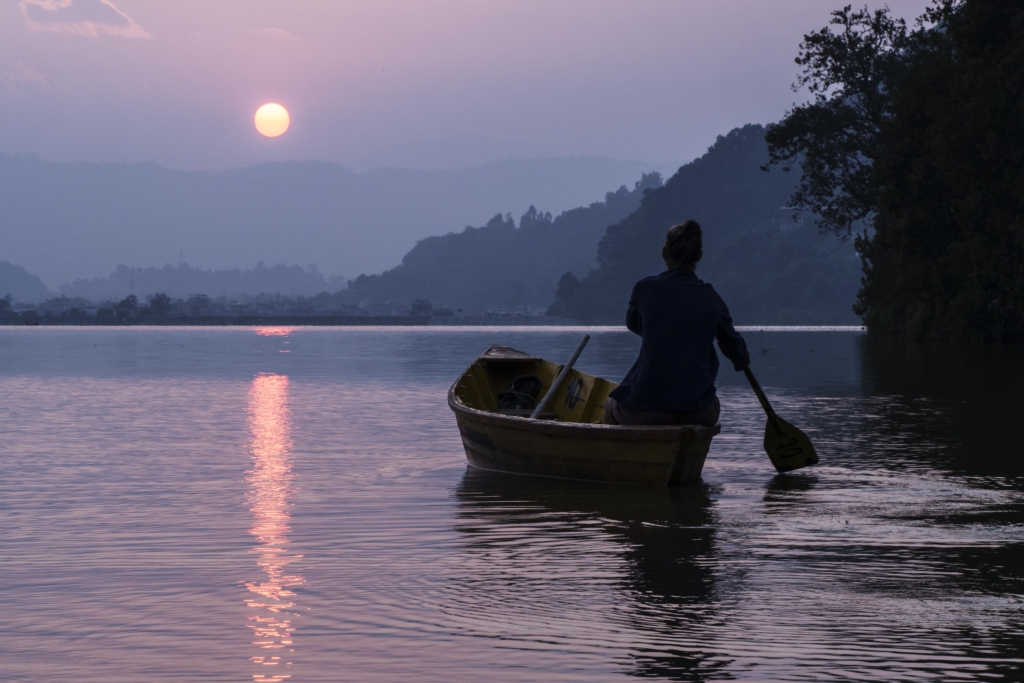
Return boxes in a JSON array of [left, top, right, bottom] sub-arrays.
[[449, 345, 719, 486], [453, 468, 729, 680], [455, 465, 714, 529]]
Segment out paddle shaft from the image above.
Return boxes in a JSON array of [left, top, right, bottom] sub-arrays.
[[530, 335, 590, 419], [743, 366, 783, 432]]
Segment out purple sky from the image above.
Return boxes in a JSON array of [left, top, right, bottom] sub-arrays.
[[1, 0, 934, 171]]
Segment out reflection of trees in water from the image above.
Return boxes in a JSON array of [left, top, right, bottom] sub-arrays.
[[858, 336, 1024, 478], [806, 337, 1024, 680], [454, 469, 730, 681]]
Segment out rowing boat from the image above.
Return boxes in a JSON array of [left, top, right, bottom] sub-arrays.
[[448, 345, 720, 486]]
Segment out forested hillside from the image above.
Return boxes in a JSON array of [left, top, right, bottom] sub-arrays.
[[0, 261, 52, 303], [766, 2, 1024, 340], [344, 174, 663, 311], [548, 125, 862, 324]]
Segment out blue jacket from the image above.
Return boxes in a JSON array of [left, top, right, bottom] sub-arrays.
[[608, 268, 750, 412]]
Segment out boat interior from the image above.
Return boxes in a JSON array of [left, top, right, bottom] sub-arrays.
[[452, 345, 616, 424]]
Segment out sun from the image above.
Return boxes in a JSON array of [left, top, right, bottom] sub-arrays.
[[254, 103, 290, 138]]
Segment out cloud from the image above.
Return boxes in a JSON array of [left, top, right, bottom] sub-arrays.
[[1, 62, 51, 92], [20, 0, 151, 39], [252, 28, 300, 42]]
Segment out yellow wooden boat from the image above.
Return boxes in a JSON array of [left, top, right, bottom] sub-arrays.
[[448, 345, 720, 486]]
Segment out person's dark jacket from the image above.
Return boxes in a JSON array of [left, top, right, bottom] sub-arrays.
[[608, 268, 750, 412]]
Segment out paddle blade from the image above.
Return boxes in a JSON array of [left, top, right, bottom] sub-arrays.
[[764, 416, 819, 472]]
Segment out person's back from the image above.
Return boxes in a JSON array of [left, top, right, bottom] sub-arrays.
[[605, 220, 749, 428]]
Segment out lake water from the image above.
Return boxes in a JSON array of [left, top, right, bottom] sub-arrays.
[[1, 327, 1022, 682]]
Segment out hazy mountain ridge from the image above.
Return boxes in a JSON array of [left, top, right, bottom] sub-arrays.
[[0, 261, 52, 303], [344, 173, 663, 311], [550, 125, 862, 324], [0, 153, 681, 287], [2, 127, 864, 323]]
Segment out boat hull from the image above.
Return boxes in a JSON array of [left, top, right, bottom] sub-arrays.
[[449, 344, 720, 486], [454, 410, 716, 486]]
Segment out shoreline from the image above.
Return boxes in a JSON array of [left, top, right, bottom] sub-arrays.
[[0, 321, 868, 332]]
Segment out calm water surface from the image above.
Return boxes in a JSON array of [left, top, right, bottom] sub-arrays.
[[1, 327, 1022, 682]]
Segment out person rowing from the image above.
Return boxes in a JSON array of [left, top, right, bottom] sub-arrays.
[[604, 220, 750, 428]]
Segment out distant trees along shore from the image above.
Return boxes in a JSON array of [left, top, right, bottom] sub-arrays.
[[0, 292, 479, 325]]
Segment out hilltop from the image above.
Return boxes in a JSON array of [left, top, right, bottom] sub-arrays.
[[549, 125, 861, 324], [344, 174, 663, 312]]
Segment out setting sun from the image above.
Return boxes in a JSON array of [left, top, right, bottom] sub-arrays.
[[254, 103, 290, 138]]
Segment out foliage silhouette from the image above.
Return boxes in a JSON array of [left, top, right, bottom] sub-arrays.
[[767, 1, 1024, 340]]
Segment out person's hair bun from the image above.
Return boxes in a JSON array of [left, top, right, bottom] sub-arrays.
[[665, 220, 703, 267]]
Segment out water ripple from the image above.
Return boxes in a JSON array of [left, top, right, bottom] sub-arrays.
[[1, 329, 1022, 681]]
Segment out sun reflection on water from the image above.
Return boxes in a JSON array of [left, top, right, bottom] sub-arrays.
[[255, 327, 296, 337], [245, 372, 303, 682]]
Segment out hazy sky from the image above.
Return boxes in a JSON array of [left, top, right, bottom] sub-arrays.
[[1, 0, 934, 171]]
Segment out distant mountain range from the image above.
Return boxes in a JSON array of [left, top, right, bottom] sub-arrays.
[[1, 127, 863, 323], [0, 153, 679, 288], [40, 172, 659, 305], [337, 125, 861, 323], [344, 173, 663, 311]]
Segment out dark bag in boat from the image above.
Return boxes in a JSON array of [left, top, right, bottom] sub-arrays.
[[497, 375, 543, 410]]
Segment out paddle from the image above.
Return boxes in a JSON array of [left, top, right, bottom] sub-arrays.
[[530, 335, 590, 419], [742, 366, 819, 472]]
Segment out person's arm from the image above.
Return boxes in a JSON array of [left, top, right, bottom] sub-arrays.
[[625, 283, 642, 336], [714, 291, 749, 370]]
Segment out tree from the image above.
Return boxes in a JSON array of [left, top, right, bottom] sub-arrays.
[[147, 292, 172, 316], [115, 294, 138, 323], [546, 272, 581, 317], [767, 1, 1024, 340], [763, 4, 913, 238], [116, 294, 138, 309]]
